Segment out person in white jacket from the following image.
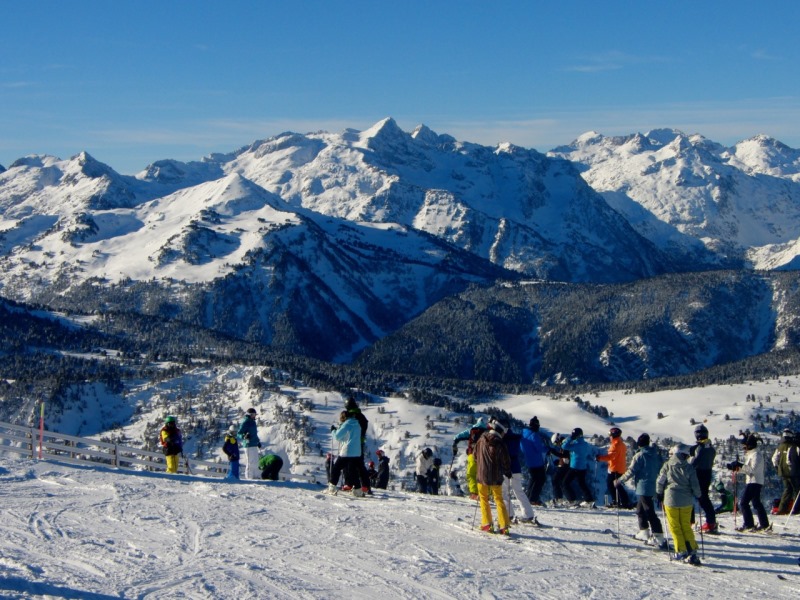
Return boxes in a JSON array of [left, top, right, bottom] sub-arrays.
[[416, 448, 435, 493], [729, 434, 770, 532]]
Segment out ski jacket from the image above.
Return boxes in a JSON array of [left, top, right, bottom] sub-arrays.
[[160, 424, 183, 456], [376, 455, 390, 488], [453, 418, 487, 455], [738, 447, 765, 485], [619, 445, 662, 497], [332, 417, 363, 457], [475, 429, 512, 486], [656, 455, 700, 508], [237, 415, 260, 448], [772, 441, 800, 479], [689, 439, 715, 472], [345, 404, 369, 444], [520, 428, 547, 469], [222, 435, 240, 462], [416, 452, 434, 477], [598, 436, 627, 474], [503, 430, 524, 474], [562, 436, 599, 470], [258, 453, 283, 471]]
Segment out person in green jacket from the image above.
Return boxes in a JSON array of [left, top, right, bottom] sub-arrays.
[[258, 452, 284, 481]]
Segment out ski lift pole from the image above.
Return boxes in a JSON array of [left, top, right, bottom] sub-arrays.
[[731, 468, 738, 530]]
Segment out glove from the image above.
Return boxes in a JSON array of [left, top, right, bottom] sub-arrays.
[[726, 460, 743, 471], [330, 425, 337, 432], [613, 478, 621, 487]]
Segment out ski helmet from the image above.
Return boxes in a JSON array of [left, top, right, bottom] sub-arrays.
[[571, 427, 583, 439], [227, 425, 236, 436], [376, 449, 384, 457], [529, 416, 540, 431], [246, 408, 257, 416], [491, 421, 507, 436], [636, 433, 650, 448], [165, 415, 176, 424], [694, 424, 708, 440], [609, 427, 622, 438], [368, 461, 375, 468]]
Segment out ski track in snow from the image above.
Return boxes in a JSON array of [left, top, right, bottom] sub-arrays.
[[0, 457, 799, 599]]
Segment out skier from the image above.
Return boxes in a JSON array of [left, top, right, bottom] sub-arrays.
[[366, 461, 378, 488], [728, 434, 770, 532], [328, 411, 371, 496], [160, 415, 183, 474], [713, 479, 735, 514], [562, 428, 600, 507], [475, 420, 512, 534], [415, 448, 435, 493], [689, 424, 718, 533], [344, 398, 371, 491], [374, 449, 390, 489], [429, 457, 442, 494], [771, 429, 800, 515], [237, 408, 261, 480], [549, 433, 570, 506], [520, 416, 548, 505], [500, 419, 538, 524], [656, 443, 702, 565], [453, 417, 488, 500], [258, 452, 284, 481], [222, 425, 240, 480], [617, 433, 667, 549], [598, 427, 632, 508]]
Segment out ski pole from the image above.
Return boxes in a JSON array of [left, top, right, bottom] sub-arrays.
[[615, 483, 621, 545], [731, 469, 738, 530], [660, 500, 674, 560], [697, 500, 704, 559]]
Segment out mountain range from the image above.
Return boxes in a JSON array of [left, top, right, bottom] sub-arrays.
[[2, 118, 800, 380]]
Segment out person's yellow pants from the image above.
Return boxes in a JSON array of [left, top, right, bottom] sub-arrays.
[[466, 454, 477, 494], [664, 505, 696, 553], [166, 454, 179, 474], [478, 483, 509, 531]]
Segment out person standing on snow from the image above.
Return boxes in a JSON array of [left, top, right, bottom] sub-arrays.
[[772, 429, 800, 515], [617, 433, 667, 549], [656, 443, 702, 565], [475, 420, 512, 534], [328, 411, 371, 496], [453, 417, 488, 500], [237, 408, 261, 480], [344, 398, 371, 492], [562, 428, 600, 507], [689, 424, 718, 533], [415, 448, 435, 493], [500, 419, 539, 524], [729, 434, 770, 532], [520, 416, 548, 506], [374, 449, 390, 489], [598, 427, 632, 508], [549, 433, 570, 506], [160, 416, 183, 474], [222, 425, 240, 480]]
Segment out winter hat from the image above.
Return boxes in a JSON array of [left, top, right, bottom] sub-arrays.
[[529, 417, 540, 431], [246, 408, 257, 416], [742, 434, 758, 450], [376, 449, 384, 457], [423, 448, 432, 458], [636, 433, 650, 447], [694, 424, 708, 440], [571, 427, 583, 439], [227, 425, 236, 436], [609, 427, 622, 438], [670, 443, 691, 458]]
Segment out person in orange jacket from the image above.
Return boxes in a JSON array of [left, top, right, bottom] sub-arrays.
[[598, 427, 632, 508]]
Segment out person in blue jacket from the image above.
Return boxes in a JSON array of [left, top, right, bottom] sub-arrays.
[[520, 416, 548, 505], [562, 427, 600, 506], [617, 433, 667, 549], [328, 411, 371, 495], [237, 408, 262, 480]]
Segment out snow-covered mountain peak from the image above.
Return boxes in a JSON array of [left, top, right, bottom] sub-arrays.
[[357, 117, 404, 146], [645, 128, 686, 146], [728, 135, 800, 179]]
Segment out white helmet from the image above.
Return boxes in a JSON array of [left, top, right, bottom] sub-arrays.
[[551, 433, 564, 445], [670, 443, 691, 458]]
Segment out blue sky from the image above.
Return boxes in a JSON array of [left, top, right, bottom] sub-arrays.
[[2, 1, 799, 174]]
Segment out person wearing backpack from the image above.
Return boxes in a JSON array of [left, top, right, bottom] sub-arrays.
[[222, 425, 240, 480], [771, 429, 800, 515], [160, 416, 183, 474]]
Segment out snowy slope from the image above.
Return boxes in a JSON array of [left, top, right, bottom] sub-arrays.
[[2, 373, 800, 599]]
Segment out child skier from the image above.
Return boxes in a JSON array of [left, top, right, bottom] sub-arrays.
[[222, 425, 240, 480]]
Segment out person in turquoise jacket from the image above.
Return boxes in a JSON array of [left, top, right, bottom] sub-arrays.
[[328, 411, 371, 495], [561, 428, 599, 506], [237, 408, 261, 480]]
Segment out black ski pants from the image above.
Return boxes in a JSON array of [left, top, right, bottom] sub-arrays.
[[636, 495, 663, 534], [525, 466, 546, 503], [551, 465, 568, 500], [739, 483, 769, 529], [778, 476, 800, 514], [563, 468, 593, 502], [695, 468, 716, 526]]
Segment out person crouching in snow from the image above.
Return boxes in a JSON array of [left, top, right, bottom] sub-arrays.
[[475, 420, 512, 534], [617, 433, 666, 549], [656, 443, 702, 565], [222, 425, 240, 480], [258, 452, 284, 481], [328, 411, 371, 496]]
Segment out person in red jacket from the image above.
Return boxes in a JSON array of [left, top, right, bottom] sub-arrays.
[[598, 427, 632, 508]]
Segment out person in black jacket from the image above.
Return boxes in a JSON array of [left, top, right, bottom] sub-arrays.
[[222, 425, 240, 480], [689, 424, 718, 533], [375, 449, 390, 489]]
